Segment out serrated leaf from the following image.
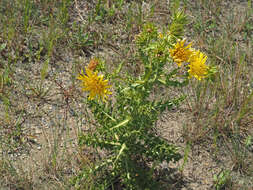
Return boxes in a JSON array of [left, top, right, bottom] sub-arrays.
[[0, 43, 7, 51]]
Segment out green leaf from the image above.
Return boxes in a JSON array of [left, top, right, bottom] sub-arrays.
[[113, 143, 126, 168], [113, 61, 124, 76], [0, 43, 7, 51], [110, 117, 131, 131], [41, 58, 49, 81], [245, 135, 252, 147]]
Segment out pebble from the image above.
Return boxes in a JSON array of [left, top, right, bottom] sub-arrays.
[[35, 129, 42, 134]]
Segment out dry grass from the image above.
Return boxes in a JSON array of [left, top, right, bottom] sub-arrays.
[[0, 0, 252, 189]]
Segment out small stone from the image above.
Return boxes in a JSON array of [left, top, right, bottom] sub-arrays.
[[35, 129, 42, 134]]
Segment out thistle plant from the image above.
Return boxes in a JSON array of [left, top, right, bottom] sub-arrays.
[[76, 11, 216, 189]]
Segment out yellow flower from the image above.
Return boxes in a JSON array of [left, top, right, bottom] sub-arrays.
[[77, 68, 112, 101], [188, 50, 209, 80], [169, 39, 193, 67], [158, 32, 163, 39]]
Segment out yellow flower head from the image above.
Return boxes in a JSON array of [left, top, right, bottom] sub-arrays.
[[158, 32, 163, 39], [77, 68, 112, 101], [169, 39, 193, 67], [188, 50, 209, 80]]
